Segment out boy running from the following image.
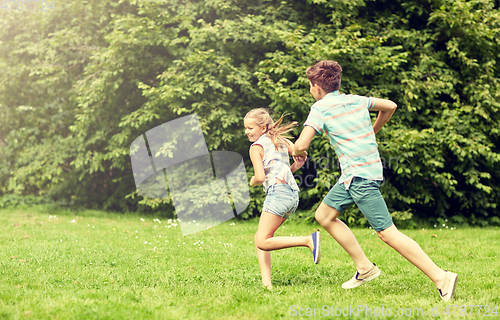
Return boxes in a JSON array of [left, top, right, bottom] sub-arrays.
[[293, 60, 457, 300]]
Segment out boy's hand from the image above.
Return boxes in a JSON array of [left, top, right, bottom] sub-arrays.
[[292, 150, 307, 159]]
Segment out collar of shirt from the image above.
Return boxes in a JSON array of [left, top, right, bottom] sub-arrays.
[[323, 91, 340, 99]]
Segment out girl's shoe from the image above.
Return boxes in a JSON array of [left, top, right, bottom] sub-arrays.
[[311, 231, 321, 264]]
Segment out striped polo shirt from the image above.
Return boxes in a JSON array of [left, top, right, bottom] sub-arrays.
[[304, 91, 383, 189]]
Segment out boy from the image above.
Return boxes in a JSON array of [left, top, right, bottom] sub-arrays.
[[293, 60, 457, 300]]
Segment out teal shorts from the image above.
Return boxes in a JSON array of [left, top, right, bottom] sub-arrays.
[[322, 177, 393, 231]]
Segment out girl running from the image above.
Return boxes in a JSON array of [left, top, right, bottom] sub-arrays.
[[244, 108, 321, 289]]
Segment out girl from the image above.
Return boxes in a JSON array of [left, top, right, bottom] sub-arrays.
[[244, 108, 321, 289]]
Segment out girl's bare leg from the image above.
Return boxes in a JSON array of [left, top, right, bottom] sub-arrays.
[[255, 211, 315, 288], [256, 246, 272, 289], [255, 212, 313, 251]]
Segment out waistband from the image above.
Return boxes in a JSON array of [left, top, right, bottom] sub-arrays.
[[265, 183, 299, 194]]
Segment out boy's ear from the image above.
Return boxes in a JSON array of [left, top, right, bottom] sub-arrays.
[[313, 83, 323, 94]]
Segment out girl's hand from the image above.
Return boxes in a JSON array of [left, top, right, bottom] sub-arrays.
[[293, 154, 307, 166], [290, 155, 307, 173]]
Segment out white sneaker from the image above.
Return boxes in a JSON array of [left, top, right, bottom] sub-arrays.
[[438, 271, 458, 301], [341, 263, 381, 289]]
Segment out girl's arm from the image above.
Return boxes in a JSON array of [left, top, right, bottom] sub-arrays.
[[249, 145, 266, 186], [285, 139, 306, 173]]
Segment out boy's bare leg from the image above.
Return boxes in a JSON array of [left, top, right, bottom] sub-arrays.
[[315, 202, 374, 272], [377, 224, 447, 287], [256, 246, 272, 289]]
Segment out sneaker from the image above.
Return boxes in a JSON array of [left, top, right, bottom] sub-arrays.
[[438, 271, 458, 301], [342, 263, 381, 289], [311, 231, 321, 264]]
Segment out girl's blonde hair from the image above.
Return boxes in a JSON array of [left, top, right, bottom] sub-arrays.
[[244, 108, 298, 150]]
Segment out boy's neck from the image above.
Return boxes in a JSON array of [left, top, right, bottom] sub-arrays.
[[320, 90, 339, 100]]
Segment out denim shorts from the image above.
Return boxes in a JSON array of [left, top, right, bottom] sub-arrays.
[[262, 184, 299, 219], [322, 177, 393, 231]]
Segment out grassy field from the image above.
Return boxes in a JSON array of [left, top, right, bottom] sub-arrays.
[[1, 207, 499, 319]]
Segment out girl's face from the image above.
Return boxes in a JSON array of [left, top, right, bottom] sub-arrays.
[[244, 118, 266, 142]]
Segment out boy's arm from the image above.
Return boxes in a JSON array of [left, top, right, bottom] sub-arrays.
[[284, 139, 295, 155], [293, 126, 316, 157], [284, 139, 306, 173], [371, 98, 397, 134]]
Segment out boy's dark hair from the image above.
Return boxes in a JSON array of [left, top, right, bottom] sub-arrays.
[[306, 60, 342, 93]]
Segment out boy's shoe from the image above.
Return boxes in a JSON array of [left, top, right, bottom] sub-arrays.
[[311, 231, 321, 264], [341, 263, 381, 289], [438, 271, 458, 301]]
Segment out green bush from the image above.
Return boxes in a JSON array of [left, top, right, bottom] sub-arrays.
[[0, 0, 498, 223], [0, 194, 56, 209]]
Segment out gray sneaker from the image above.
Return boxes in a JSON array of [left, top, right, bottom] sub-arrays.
[[311, 231, 321, 264], [341, 263, 381, 289], [438, 271, 458, 301]]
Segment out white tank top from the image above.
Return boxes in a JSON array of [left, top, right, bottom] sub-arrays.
[[252, 134, 299, 192]]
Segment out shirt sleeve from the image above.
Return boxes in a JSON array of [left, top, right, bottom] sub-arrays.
[[303, 106, 324, 135], [366, 97, 375, 110], [251, 141, 264, 150]]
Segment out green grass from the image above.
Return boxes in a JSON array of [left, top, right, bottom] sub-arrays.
[[1, 207, 499, 319]]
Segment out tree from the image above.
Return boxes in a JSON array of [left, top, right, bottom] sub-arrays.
[[1, 0, 498, 224]]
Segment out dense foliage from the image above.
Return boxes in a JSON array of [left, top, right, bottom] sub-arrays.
[[1, 0, 499, 224]]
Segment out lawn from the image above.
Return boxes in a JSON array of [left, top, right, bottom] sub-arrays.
[[1, 207, 499, 319]]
